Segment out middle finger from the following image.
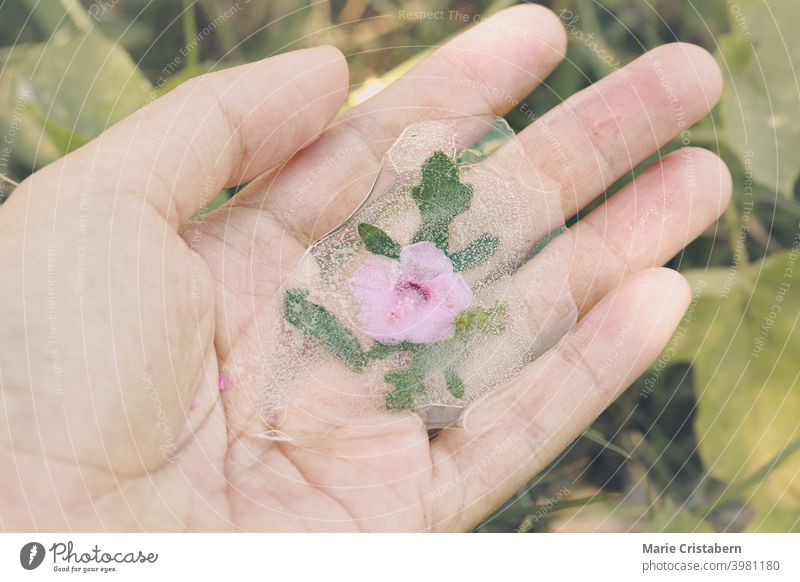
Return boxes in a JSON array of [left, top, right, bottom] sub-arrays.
[[492, 42, 723, 218]]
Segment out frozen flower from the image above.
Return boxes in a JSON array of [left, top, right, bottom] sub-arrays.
[[350, 241, 473, 344]]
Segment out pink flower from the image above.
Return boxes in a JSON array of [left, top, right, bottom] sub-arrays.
[[350, 242, 473, 344]]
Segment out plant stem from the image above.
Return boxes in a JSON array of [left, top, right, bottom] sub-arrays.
[[725, 201, 750, 268], [182, 0, 200, 74], [0, 173, 20, 187]]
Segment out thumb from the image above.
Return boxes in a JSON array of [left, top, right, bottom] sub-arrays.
[[23, 45, 349, 227]]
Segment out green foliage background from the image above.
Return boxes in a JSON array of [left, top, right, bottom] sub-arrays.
[[1, 0, 798, 532]]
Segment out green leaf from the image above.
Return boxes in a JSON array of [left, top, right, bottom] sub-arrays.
[[357, 223, 401, 259], [0, 28, 152, 169], [0, 54, 62, 167], [26, 102, 90, 154], [383, 342, 465, 410], [444, 367, 465, 399], [582, 427, 632, 460], [22, 0, 92, 36], [283, 289, 368, 372], [365, 341, 417, 360], [448, 233, 500, 272], [455, 303, 508, 335], [411, 151, 473, 251], [672, 252, 800, 528], [717, 0, 800, 197], [385, 364, 426, 411]]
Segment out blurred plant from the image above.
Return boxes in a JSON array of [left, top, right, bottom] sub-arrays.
[[0, 0, 798, 532]]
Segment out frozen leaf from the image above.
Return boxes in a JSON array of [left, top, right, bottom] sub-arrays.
[[384, 356, 427, 411], [283, 289, 368, 372], [383, 342, 463, 410], [411, 151, 473, 251], [444, 367, 465, 399], [455, 303, 508, 335], [365, 341, 416, 360], [357, 222, 401, 259], [449, 232, 501, 272]]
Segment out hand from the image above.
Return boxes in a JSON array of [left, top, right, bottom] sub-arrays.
[[0, 5, 730, 531]]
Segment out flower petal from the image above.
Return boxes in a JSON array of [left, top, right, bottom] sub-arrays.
[[400, 302, 458, 344], [357, 293, 402, 343], [428, 272, 474, 314], [400, 241, 454, 281], [350, 243, 474, 345], [350, 255, 399, 300]]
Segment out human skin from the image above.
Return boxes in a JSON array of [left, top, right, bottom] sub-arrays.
[[0, 5, 730, 531]]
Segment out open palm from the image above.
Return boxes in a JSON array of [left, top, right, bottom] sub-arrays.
[[0, 5, 730, 531]]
